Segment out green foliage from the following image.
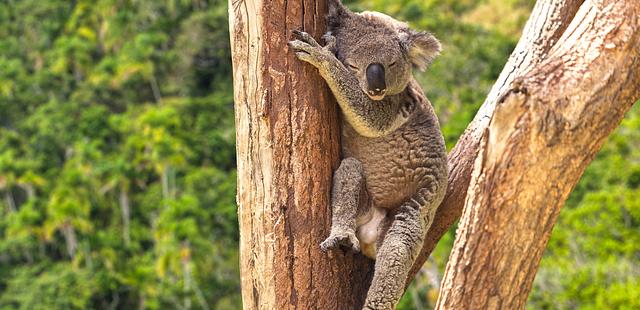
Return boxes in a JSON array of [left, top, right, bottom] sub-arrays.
[[0, 264, 94, 310], [1, 0, 238, 308]]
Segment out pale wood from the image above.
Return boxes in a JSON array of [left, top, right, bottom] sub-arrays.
[[229, 0, 372, 309], [436, 0, 640, 308], [408, 0, 586, 282]]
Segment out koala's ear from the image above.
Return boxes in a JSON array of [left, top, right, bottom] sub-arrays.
[[401, 30, 441, 71], [327, 0, 349, 30], [328, 0, 347, 16]]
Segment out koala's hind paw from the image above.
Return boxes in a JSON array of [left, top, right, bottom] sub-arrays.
[[320, 230, 360, 252]]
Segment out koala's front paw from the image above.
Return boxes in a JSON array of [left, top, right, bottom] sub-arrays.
[[320, 230, 360, 253], [288, 30, 334, 68]]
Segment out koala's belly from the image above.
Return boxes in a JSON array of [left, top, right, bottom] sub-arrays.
[[359, 146, 417, 209], [342, 122, 441, 210], [355, 207, 387, 259]]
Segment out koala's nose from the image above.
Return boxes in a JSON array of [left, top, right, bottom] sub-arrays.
[[366, 63, 386, 96]]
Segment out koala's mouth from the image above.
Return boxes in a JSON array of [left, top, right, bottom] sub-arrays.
[[366, 89, 386, 101]]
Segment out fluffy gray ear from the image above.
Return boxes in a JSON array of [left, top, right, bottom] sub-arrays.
[[401, 30, 441, 71], [328, 0, 347, 16], [327, 0, 349, 31]]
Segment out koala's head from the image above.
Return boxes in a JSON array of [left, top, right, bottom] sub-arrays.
[[327, 2, 441, 101]]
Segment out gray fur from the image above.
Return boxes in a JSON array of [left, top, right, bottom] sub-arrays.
[[289, 1, 448, 309]]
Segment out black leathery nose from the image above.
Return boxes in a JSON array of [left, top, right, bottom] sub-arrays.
[[366, 63, 386, 92]]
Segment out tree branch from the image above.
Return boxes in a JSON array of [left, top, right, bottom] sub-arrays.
[[407, 0, 586, 284], [436, 0, 640, 307]]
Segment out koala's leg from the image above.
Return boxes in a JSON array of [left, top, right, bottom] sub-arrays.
[[363, 187, 439, 310], [320, 157, 364, 252]]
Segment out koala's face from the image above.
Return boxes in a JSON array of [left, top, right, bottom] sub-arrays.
[[330, 10, 441, 101], [341, 37, 413, 100]]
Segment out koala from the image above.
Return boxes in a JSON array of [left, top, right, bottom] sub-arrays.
[[288, 1, 448, 309]]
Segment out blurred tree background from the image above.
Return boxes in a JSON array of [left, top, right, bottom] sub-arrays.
[[0, 0, 637, 309]]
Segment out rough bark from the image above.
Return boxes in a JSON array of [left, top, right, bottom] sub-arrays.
[[232, 0, 640, 308], [408, 0, 586, 282], [229, 0, 372, 309], [436, 0, 640, 308]]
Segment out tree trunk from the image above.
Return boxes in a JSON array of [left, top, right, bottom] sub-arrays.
[[436, 0, 640, 308], [119, 182, 131, 246], [62, 222, 78, 258], [228, 0, 372, 309], [4, 189, 16, 213], [230, 0, 640, 308]]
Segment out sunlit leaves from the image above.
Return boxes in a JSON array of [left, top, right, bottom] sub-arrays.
[[1, 0, 238, 308]]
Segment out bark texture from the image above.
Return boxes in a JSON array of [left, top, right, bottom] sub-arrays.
[[436, 0, 640, 308], [231, 0, 640, 308], [229, 0, 372, 309], [408, 0, 586, 282]]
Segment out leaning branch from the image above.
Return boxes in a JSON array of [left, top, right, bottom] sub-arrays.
[[437, 0, 640, 308], [407, 0, 586, 284]]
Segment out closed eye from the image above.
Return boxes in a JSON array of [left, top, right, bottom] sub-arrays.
[[389, 61, 397, 68], [348, 64, 358, 70]]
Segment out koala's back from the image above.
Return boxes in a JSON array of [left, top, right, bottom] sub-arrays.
[[341, 80, 447, 210]]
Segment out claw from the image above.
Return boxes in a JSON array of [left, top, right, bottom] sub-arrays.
[[289, 39, 321, 65], [320, 239, 334, 252], [290, 31, 337, 68], [292, 30, 320, 47]]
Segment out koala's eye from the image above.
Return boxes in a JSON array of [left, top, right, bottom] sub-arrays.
[[389, 61, 397, 68], [347, 64, 358, 70]]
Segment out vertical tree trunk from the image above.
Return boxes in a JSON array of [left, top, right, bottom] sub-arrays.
[[62, 222, 78, 258], [4, 190, 17, 213], [229, 0, 372, 309], [436, 0, 640, 308], [119, 182, 131, 246]]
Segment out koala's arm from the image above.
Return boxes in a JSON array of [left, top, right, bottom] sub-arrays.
[[289, 31, 404, 137]]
